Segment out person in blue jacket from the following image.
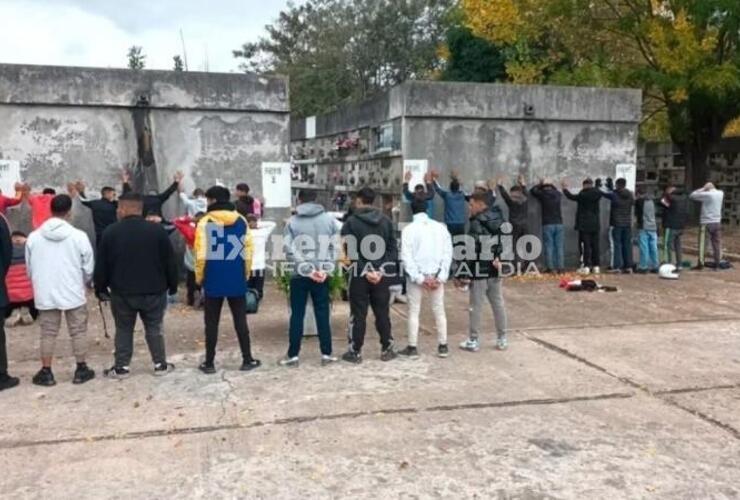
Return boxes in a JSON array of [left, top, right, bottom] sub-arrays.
[[431, 169, 468, 237]]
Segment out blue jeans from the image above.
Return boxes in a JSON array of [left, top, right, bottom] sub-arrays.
[[542, 224, 564, 270], [288, 277, 332, 358], [638, 229, 659, 271], [612, 226, 633, 270]]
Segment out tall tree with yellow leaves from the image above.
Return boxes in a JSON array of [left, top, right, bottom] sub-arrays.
[[462, 0, 740, 188]]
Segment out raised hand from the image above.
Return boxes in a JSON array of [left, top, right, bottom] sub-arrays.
[[517, 174, 526, 186], [121, 170, 130, 184], [404, 170, 412, 183], [66, 182, 77, 196], [174, 170, 184, 183]]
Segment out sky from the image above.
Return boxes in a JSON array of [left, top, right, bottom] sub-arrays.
[[0, 0, 297, 72]]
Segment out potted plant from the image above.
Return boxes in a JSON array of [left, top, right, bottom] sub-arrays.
[[276, 267, 346, 336]]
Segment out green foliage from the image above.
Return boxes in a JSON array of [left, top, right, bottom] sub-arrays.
[[275, 267, 346, 303], [234, 0, 454, 117], [440, 25, 507, 82], [127, 46, 146, 71]]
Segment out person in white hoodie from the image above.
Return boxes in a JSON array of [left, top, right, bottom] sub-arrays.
[[399, 198, 453, 358], [179, 186, 208, 218], [690, 183, 724, 269], [26, 194, 95, 386], [246, 214, 276, 300]]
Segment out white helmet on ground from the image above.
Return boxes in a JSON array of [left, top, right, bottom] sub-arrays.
[[659, 263, 680, 280]]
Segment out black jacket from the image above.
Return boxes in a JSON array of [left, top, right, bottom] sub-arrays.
[[457, 205, 505, 280], [94, 215, 178, 296], [79, 183, 131, 243], [530, 184, 563, 225], [235, 195, 255, 217], [341, 207, 397, 276], [659, 191, 689, 230], [0, 216, 12, 308], [143, 182, 179, 217], [564, 187, 603, 232], [498, 185, 529, 228], [605, 188, 634, 228]]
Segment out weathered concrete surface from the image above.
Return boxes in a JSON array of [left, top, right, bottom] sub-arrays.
[[1, 269, 739, 498], [0, 63, 290, 235]]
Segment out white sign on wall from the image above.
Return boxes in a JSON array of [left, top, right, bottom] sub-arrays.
[[403, 159, 429, 192], [615, 163, 637, 192], [262, 162, 292, 208], [0, 160, 21, 196]]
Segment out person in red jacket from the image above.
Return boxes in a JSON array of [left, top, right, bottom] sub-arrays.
[[173, 212, 204, 307], [5, 231, 36, 327], [0, 184, 23, 215], [21, 184, 57, 229]]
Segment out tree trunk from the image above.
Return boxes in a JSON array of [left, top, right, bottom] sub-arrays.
[[682, 144, 710, 191]]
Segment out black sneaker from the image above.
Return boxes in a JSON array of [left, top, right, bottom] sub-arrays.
[[154, 362, 175, 376], [437, 344, 449, 358], [380, 345, 398, 362], [32, 368, 56, 387], [73, 364, 96, 385], [104, 366, 130, 380], [342, 349, 363, 364], [635, 268, 648, 274], [240, 359, 262, 372], [198, 362, 216, 375], [0, 373, 20, 391], [398, 346, 419, 358]]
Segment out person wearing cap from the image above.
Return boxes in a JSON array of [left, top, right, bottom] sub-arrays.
[[402, 171, 435, 219], [530, 178, 564, 273], [562, 177, 604, 275]]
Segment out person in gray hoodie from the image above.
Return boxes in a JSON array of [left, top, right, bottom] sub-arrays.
[[635, 189, 659, 273], [690, 183, 724, 269], [280, 190, 340, 367], [26, 195, 95, 387]]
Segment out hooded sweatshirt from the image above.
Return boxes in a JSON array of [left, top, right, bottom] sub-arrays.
[[530, 184, 562, 225], [28, 193, 55, 229], [179, 193, 208, 218], [284, 202, 339, 276], [458, 205, 505, 280], [26, 218, 94, 310], [341, 206, 398, 276], [433, 182, 467, 225], [498, 185, 529, 229], [659, 191, 689, 230], [563, 187, 603, 232], [194, 202, 253, 297], [689, 189, 724, 225], [604, 188, 634, 228], [635, 196, 658, 231]]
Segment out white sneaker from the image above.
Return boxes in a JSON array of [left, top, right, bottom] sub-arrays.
[[19, 307, 34, 325], [321, 355, 337, 366], [279, 356, 300, 368], [577, 266, 590, 275], [592, 266, 601, 274], [4, 310, 21, 328], [459, 338, 480, 352]]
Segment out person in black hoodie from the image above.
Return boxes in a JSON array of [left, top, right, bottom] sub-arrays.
[[530, 179, 564, 273], [72, 173, 131, 246], [659, 185, 689, 268], [340, 186, 398, 364], [94, 193, 178, 379], [603, 178, 635, 273], [0, 214, 19, 391], [563, 178, 604, 274], [457, 192, 509, 352], [497, 175, 529, 267]]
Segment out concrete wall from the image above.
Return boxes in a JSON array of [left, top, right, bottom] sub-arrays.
[[0, 63, 290, 235]]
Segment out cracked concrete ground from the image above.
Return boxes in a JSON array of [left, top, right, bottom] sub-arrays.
[[1, 269, 740, 499]]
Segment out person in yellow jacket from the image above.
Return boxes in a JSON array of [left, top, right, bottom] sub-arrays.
[[194, 186, 259, 374]]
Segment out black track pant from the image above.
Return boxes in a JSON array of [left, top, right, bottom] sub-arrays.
[[579, 230, 600, 268], [348, 276, 393, 353], [204, 296, 253, 365]]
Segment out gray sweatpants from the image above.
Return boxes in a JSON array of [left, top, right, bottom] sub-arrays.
[[39, 305, 89, 362], [469, 278, 508, 341]]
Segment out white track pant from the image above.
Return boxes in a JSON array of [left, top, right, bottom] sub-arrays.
[[406, 282, 447, 347]]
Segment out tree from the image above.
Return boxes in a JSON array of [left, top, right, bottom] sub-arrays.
[[440, 25, 507, 83], [234, 0, 454, 117], [127, 46, 146, 70], [461, 0, 740, 188], [173, 55, 184, 72]]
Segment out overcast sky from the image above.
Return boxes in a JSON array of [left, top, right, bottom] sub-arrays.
[[0, 0, 297, 72]]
